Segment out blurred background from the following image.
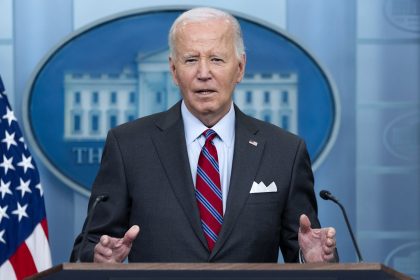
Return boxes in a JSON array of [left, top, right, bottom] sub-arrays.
[[0, 0, 419, 278]]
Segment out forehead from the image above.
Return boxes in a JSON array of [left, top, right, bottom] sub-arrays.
[[175, 19, 233, 46]]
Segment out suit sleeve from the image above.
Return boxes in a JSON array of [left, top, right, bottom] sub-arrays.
[[279, 139, 320, 262], [70, 130, 131, 262]]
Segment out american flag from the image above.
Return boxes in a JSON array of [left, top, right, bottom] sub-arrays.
[[0, 76, 51, 279]]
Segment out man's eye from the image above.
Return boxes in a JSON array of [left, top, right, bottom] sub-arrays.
[[185, 58, 197, 63], [211, 58, 224, 63]]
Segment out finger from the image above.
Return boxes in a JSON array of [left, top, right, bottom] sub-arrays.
[[299, 214, 311, 234], [323, 252, 336, 262], [325, 239, 334, 247], [94, 244, 112, 264], [100, 235, 122, 250], [323, 232, 335, 245], [95, 242, 113, 257], [326, 237, 336, 248], [94, 251, 115, 263], [327, 227, 336, 238], [324, 228, 336, 248], [122, 225, 140, 247], [100, 235, 111, 247], [94, 253, 107, 263], [323, 245, 333, 255]]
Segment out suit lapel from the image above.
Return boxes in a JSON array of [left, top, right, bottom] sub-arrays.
[[151, 103, 208, 249], [210, 108, 265, 260]]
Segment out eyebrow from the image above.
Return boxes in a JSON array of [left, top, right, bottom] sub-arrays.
[[181, 52, 227, 59], [182, 53, 199, 58]]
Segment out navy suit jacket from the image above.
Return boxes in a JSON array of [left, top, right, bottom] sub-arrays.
[[71, 101, 320, 262]]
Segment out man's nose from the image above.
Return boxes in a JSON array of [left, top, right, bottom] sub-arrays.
[[197, 60, 211, 81]]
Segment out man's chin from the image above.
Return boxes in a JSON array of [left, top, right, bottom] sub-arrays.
[[194, 108, 231, 127]]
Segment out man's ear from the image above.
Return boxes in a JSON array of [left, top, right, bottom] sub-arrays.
[[169, 56, 179, 86], [236, 53, 246, 83]]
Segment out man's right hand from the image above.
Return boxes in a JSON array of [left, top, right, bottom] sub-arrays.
[[94, 225, 140, 263]]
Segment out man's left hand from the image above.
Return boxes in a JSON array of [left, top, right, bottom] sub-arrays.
[[298, 214, 337, 263]]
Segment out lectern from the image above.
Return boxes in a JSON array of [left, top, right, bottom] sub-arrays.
[[27, 263, 412, 280]]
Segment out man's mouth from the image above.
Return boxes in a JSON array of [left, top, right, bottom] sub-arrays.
[[194, 89, 217, 95]]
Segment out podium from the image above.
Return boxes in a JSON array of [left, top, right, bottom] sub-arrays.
[[27, 263, 412, 280]]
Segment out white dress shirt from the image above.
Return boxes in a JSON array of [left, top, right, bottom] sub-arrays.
[[181, 101, 235, 214]]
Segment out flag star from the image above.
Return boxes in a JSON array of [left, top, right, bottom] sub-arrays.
[[35, 183, 44, 197], [2, 131, 17, 150], [16, 178, 32, 198], [19, 137, 27, 150], [2, 106, 17, 126], [0, 179, 12, 199], [12, 202, 29, 222], [0, 229, 5, 244], [0, 205, 9, 223], [0, 155, 15, 174], [17, 154, 34, 173]]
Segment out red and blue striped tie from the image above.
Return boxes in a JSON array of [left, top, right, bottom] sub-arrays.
[[195, 129, 223, 251]]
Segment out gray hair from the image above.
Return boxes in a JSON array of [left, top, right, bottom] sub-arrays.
[[168, 7, 245, 59]]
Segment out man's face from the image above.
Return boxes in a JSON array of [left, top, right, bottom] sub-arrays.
[[169, 19, 246, 126]]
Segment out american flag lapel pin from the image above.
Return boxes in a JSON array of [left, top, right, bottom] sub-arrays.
[[249, 140, 258, 147]]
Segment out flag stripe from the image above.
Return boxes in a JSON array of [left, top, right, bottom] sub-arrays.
[[0, 260, 17, 280], [40, 218, 49, 239], [8, 242, 38, 280], [25, 222, 52, 272]]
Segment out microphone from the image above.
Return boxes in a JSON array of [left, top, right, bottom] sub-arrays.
[[320, 190, 339, 203], [319, 190, 364, 262], [76, 194, 109, 262]]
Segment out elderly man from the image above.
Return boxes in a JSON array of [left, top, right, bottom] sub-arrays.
[[71, 7, 337, 263]]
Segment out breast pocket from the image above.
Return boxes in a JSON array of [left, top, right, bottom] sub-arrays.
[[246, 192, 280, 205]]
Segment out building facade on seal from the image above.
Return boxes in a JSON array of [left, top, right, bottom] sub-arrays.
[[63, 50, 298, 141]]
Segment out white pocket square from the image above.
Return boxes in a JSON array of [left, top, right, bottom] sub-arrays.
[[250, 181, 277, 193]]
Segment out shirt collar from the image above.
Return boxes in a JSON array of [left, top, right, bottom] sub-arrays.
[[181, 100, 235, 147]]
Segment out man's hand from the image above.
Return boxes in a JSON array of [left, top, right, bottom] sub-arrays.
[[94, 225, 140, 263], [298, 214, 336, 263]]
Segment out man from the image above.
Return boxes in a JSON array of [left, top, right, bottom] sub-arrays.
[[71, 7, 337, 263]]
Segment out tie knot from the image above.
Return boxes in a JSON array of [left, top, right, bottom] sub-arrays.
[[203, 129, 217, 143]]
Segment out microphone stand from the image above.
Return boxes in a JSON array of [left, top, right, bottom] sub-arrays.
[[76, 195, 108, 262], [320, 190, 363, 262]]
